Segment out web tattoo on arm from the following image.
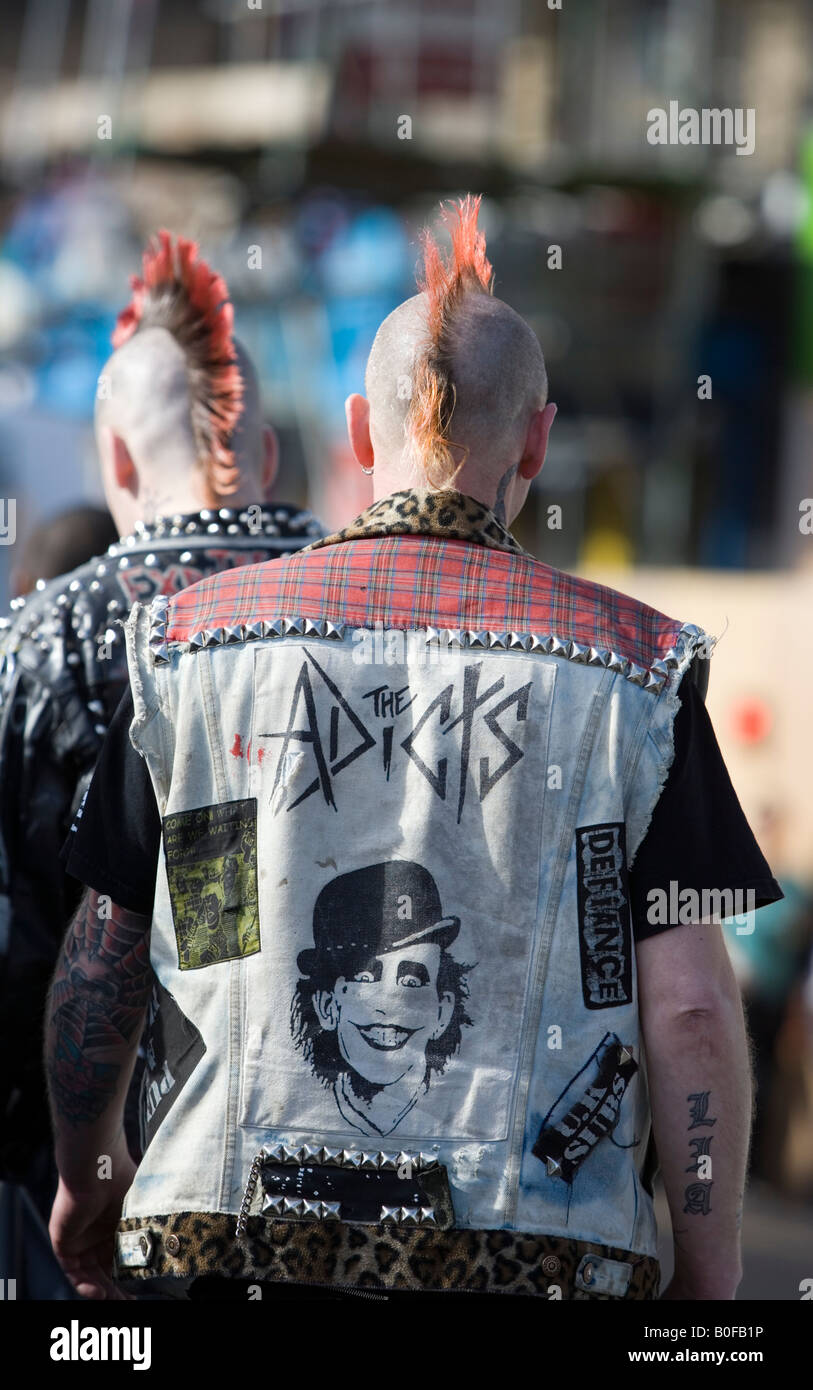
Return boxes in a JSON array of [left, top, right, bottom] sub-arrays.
[[47, 891, 153, 1126]]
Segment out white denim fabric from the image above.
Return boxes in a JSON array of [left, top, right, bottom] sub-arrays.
[[121, 594, 707, 1257]]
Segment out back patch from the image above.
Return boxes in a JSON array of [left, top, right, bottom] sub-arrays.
[[575, 822, 632, 1010], [163, 798, 260, 970]]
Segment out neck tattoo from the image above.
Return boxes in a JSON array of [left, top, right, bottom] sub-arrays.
[[493, 461, 519, 525]]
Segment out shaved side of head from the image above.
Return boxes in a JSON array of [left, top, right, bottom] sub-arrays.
[[96, 330, 265, 505], [96, 326, 199, 481], [364, 198, 547, 490]]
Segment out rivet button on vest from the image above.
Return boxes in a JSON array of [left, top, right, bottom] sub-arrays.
[[582, 1262, 594, 1285], [139, 1235, 149, 1257], [165, 1234, 181, 1256], [541, 1255, 560, 1276]]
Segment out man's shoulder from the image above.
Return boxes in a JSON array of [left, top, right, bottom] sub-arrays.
[[454, 542, 700, 678], [162, 532, 704, 685]]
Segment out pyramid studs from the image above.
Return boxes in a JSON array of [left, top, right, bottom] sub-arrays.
[[151, 602, 681, 695], [545, 1157, 562, 1178], [617, 1044, 634, 1065]]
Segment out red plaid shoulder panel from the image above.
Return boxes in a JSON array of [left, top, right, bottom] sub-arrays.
[[164, 536, 685, 671]]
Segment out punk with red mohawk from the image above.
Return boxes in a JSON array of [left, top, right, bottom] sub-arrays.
[[408, 194, 494, 488], [112, 229, 244, 497]]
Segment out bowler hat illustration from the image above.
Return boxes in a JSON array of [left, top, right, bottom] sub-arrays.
[[297, 861, 460, 975]]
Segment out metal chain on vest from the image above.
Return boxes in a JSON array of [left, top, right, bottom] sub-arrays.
[[235, 1150, 263, 1241]]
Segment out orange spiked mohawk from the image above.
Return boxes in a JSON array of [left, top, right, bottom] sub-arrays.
[[408, 195, 494, 488], [112, 230, 244, 497]]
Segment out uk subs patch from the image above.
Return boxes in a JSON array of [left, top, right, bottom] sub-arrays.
[[575, 821, 632, 1009], [163, 798, 260, 970], [532, 1032, 638, 1182]]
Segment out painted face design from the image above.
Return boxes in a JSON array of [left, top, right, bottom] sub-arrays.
[[329, 942, 455, 1087]]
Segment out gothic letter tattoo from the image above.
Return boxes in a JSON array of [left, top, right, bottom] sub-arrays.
[[682, 1091, 716, 1215], [47, 891, 152, 1126]]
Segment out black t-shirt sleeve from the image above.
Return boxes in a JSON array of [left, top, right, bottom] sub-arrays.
[[61, 686, 161, 916], [629, 676, 783, 941]]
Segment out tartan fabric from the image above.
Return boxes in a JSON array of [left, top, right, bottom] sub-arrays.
[[166, 534, 684, 672]]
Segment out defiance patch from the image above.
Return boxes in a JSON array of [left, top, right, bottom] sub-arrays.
[[163, 799, 260, 970], [575, 822, 632, 1010]]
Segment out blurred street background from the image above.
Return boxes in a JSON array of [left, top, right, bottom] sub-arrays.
[[0, 0, 812, 1297]]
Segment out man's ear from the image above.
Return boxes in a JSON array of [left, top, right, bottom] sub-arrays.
[[313, 989, 339, 1032], [518, 402, 557, 482], [111, 432, 137, 494], [261, 425, 279, 498], [345, 394, 374, 471]]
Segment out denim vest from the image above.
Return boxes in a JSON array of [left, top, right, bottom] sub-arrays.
[[119, 514, 710, 1265]]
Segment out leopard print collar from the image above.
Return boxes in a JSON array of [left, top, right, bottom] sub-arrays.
[[302, 489, 528, 556]]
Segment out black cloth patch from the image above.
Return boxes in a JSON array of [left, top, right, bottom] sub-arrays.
[[259, 1159, 454, 1228], [139, 979, 206, 1152], [162, 799, 260, 970], [533, 1032, 638, 1182], [575, 821, 633, 1009]]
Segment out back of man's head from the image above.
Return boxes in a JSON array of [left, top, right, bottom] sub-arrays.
[[360, 197, 552, 517], [96, 231, 275, 531]]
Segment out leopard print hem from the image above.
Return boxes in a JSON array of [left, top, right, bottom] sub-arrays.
[[115, 1212, 660, 1300]]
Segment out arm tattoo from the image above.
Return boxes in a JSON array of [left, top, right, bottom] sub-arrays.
[[682, 1090, 716, 1216], [47, 891, 152, 1126], [493, 461, 519, 525]]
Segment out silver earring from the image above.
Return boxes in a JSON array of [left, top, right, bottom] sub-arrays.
[[361, 464, 373, 475]]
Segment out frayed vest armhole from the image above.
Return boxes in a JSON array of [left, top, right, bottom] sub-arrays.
[[626, 621, 715, 870], [123, 601, 170, 792]]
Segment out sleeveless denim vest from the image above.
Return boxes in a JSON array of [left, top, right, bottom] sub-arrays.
[[118, 512, 711, 1269]]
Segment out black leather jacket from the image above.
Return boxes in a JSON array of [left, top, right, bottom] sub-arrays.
[[0, 502, 323, 1182]]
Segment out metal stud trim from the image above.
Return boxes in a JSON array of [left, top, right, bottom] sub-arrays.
[[148, 607, 711, 693], [379, 1205, 437, 1227], [260, 1195, 340, 1221], [108, 506, 322, 557], [259, 1144, 437, 1172]]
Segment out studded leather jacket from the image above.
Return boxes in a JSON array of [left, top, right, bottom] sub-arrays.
[[0, 503, 324, 1181]]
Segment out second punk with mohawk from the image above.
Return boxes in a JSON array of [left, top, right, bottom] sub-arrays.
[[112, 230, 244, 497]]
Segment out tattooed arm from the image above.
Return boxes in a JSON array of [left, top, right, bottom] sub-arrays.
[[637, 919, 752, 1301], [45, 888, 152, 1298]]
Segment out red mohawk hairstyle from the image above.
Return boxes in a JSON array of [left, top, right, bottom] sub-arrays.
[[112, 230, 244, 497], [408, 195, 494, 488]]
